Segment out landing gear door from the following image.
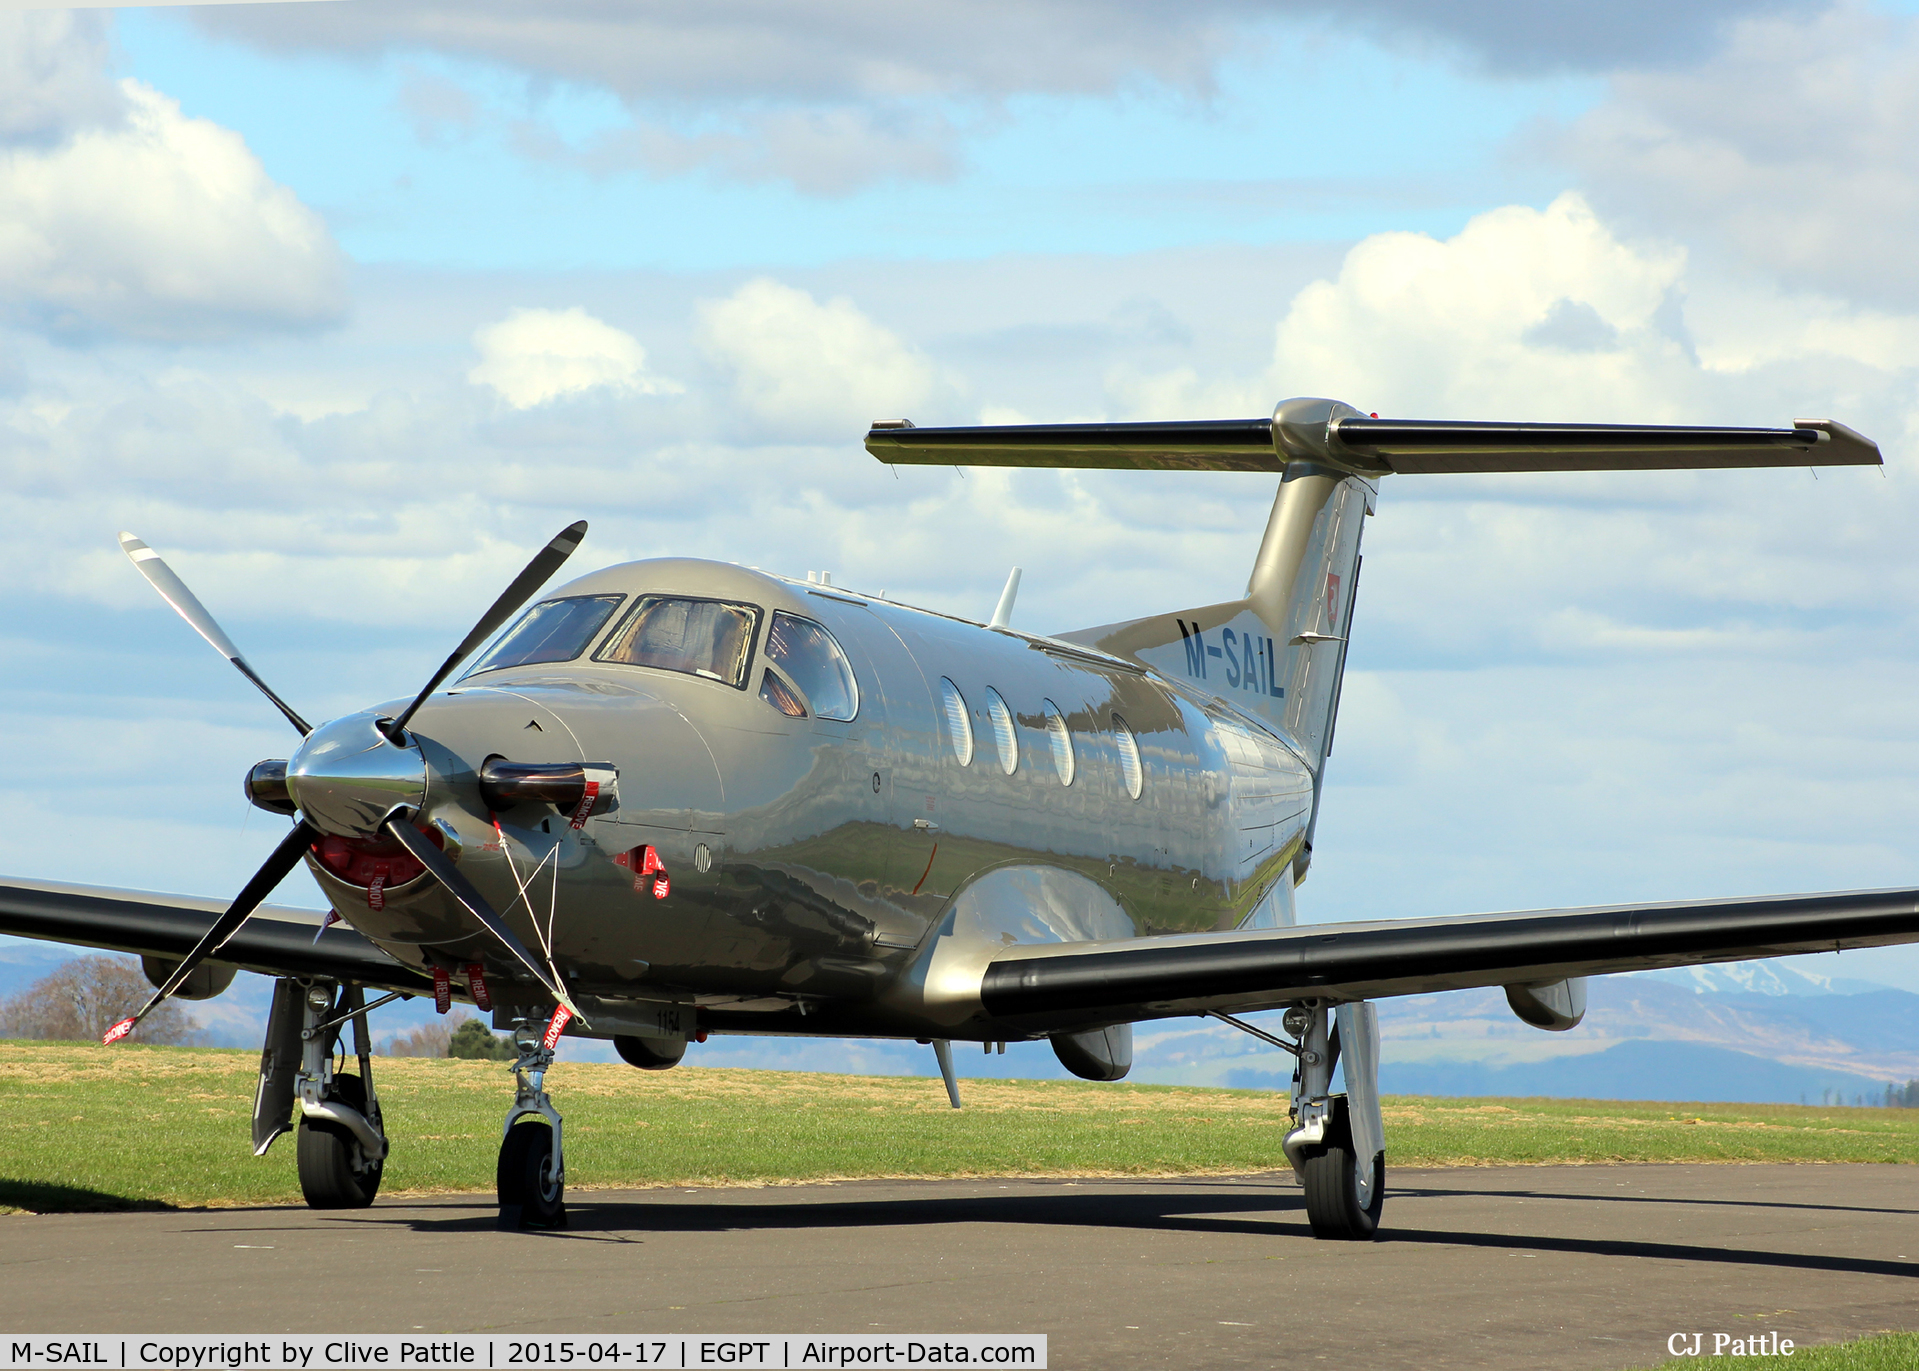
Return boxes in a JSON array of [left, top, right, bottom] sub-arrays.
[[1336, 1000, 1383, 1173], [252, 976, 303, 1156]]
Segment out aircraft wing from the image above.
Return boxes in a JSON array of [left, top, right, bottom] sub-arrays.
[[0, 876, 433, 994], [979, 886, 1919, 1030]]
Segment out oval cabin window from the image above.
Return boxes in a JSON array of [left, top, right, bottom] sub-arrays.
[[985, 687, 1018, 775], [939, 678, 975, 766], [1112, 713, 1143, 800], [1042, 699, 1074, 787]]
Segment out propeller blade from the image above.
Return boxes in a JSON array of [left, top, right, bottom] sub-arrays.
[[382, 816, 587, 1025], [103, 819, 317, 1044], [119, 533, 312, 737], [386, 521, 588, 741]]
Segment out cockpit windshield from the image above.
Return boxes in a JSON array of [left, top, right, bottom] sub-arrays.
[[465, 594, 625, 675], [766, 611, 859, 720], [596, 596, 760, 687]]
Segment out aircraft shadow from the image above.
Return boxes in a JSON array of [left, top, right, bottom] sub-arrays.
[[1393, 1182, 1919, 1220], [336, 1179, 1919, 1280]]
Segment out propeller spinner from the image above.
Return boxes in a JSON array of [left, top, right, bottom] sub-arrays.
[[102, 522, 591, 1044]]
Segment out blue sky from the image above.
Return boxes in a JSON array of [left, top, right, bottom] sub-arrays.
[[5, 0, 1919, 1064], [113, 9, 1602, 270]]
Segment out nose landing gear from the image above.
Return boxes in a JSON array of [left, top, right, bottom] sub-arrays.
[[497, 1015, 568, 1230]]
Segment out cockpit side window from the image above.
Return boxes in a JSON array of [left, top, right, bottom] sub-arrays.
[[465, 594, 625, 676], [765, 612, 859, 721], [595, 596, 760, 688]]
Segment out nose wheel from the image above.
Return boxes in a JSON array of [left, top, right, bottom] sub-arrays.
[[498, 1016, 567, 1230]]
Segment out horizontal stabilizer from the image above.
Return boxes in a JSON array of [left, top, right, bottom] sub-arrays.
[[865, 405, 1881, 476], [978, 885, 1919, 1028], [867, 418, 1278, 472]]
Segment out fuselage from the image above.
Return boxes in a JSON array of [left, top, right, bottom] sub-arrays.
[[301, 558, 1314, 1042]]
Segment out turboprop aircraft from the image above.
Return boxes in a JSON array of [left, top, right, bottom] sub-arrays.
[[4, 396, 1917, 1239]]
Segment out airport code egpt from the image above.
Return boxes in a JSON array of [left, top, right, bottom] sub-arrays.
[[1, 1339, 1045, 1370]]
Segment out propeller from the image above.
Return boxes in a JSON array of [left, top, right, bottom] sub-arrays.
[[384, 818, 586, 1023], [109, 521, 594, 1043], [384, 519, 589, 743], [103, 820, 317, 1043], [118, 533, 312, 736]]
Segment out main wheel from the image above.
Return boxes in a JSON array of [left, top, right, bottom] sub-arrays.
[[497, 1120, 566, 1229], [296, 1074, 383, 1210], [1300, 1103, 1383, 1240]]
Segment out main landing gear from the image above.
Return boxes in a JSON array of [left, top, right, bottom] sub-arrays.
[[1281, 1002, 1386, 1240], [254, 977, 390, 1209], [496, 1016, 567, 1230]]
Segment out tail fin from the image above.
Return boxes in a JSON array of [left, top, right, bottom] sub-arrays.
[[1049, 405, 1372, 769], [868, 398, 1881, 874]]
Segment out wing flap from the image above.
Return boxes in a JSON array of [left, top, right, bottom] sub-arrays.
[[978, 886, 1919, 1026], [0, 877, 432, 993]]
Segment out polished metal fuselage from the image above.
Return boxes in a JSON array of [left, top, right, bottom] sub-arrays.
[[312, 558, 1314, 1043]]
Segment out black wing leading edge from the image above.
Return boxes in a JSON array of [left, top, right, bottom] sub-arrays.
[[979, 886, 1919, 1031], [0, 876, 432, 994]]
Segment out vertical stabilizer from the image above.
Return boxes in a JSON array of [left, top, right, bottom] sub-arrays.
[[1064, 399, 1374, 769]]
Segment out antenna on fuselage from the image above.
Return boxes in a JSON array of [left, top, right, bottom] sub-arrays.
[[931, 1040, 962, 1108], [989, 567, 1022, 630]]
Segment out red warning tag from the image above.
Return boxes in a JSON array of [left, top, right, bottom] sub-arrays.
[[312, 909, 342, 945], [640, 846, 665, 876], [652, 874, 671, 900], [432, 965, 451, 1015], [101, 1015, 137, 1046], [367, 872, 386, 911], [542, 1002, 573, 1051], [465, 964, 492, 1012], [569, 779, 599, 830]]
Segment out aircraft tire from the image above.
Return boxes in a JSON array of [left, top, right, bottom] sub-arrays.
[[296, 1074, 383, 1210], [497, 1120, 566, 1229], [1300, 1105, 1382, 1240]]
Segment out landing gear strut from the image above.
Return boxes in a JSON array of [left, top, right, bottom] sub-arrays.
[[251, 978, 390, 1208], [1281, 1001, 1385, 1240], [497, 1016, 566, 1230]]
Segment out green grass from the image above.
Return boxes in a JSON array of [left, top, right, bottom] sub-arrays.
[[1632, 1332, 1919, 1368], [2, 1040, 1916, 1212]]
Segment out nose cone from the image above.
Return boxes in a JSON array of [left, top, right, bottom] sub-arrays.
[[287, 711, 428, 837]]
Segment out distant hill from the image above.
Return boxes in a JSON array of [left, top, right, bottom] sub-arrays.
[[1158, 974, 1919, 1106]]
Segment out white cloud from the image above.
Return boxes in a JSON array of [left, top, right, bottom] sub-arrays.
[[696, 277, 939, 435], [1560, 5, 1919, 308], [577, 106, 962, 196], [468, 306, 681, 409], [0, 11, 124, 144], [1264, 192, 1693, 420], [0, 80, 344, 342]]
